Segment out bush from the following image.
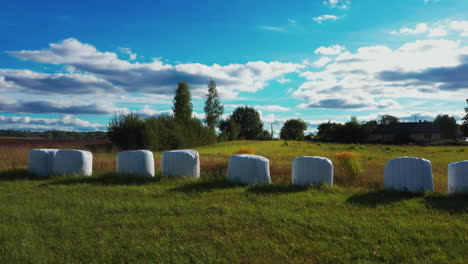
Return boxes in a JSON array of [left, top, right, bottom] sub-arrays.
[[108, 113, 216, 151], [107, 113, 146, 150], [335, 152, 362, 179], [233, 147, 256, 155]]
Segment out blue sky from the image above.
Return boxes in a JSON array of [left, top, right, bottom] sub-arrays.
[[0, 0, 468, 133]]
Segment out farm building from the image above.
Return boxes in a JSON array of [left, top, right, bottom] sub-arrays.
[[368, 121, 441, 143]]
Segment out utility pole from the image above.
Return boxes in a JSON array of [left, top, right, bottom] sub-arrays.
[[271, 123, 274, 139]]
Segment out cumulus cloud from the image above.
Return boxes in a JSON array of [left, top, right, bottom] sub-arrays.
[[298, 97, 400, 110], [0, 115, 105, 131], [322, 0, 350, 9], [391, 20, 468, 38], [225, 104, 291, 112], [313, 15, 339, 24], [451, 21, 468, 37], [277, 78, 291, 84], [118, 47, 137, 60], [261, 26, 285, 32], [315, 45, 346, 55], [0, 98, 118, 115], [312, 57, 332, 67], [399, 23, 429, 34], [293, 39, 468, 110], [5, 38, 304, 98]]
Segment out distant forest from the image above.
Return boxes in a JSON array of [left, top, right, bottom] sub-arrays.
[[0, 130, 108, 140]]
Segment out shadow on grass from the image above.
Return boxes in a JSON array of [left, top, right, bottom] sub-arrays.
[[346, 190, 422, 207], [424, 194, 468, 214], [43, 173, 161, 186], [245, 184, 309, 195], [170, 180, 239, 193], [0, 169, 45, 181]]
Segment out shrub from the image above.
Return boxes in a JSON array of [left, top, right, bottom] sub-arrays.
[[108, 113, 216, 151], [107, 113, 146, 150], [233, 146, 256, 155], [334, 152, 362, 179]]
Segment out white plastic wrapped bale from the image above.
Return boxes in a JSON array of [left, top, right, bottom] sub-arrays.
[[52, 149, 93, 176], [161, 150, 200, 178], [292, 156, 333, 186], [226, 154, 270, 184], [448, 161, 468, 194], [28, 149, 59, 176], [117, 150, 155, 177], [384, 157, 433, 193]]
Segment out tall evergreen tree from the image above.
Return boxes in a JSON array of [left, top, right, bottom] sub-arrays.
[[204, 80, 224, 129], [172, 81, 192, 120]]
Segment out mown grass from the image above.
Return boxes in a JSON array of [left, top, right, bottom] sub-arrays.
[[0, 140, 467, 263]]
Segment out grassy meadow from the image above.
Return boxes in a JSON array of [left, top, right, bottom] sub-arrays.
[[0, 138, 467, 263]]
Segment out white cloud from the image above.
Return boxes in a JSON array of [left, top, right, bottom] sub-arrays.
[[294, 39, 468, 110], [313, 57, 332, 67], [118, 47, 137, 60], [399, 23, 429, 34], [261, 26, 285, 32], [315, 45, 346, 55], [288, 19, 297, 24], [277, 78, 291, 84], [450, 20, 468, 37], [5, 38, 304, 99], [322, 0, 350, 9], [0, 115, 104, 131], [391, 20, 468, 38], [225, 104, 291, 112], [313, 15, 339, 24], [428, 26, 447, 37]]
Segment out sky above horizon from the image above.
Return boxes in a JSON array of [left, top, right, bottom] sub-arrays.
[[1, 0, 468, 134]]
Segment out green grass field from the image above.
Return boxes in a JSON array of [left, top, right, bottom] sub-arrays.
[[0, 140, 467, 263]]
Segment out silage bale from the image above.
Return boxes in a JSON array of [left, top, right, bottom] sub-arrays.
[[28, 149, 59, 177], [52, 149, 93, 176], [117, 150, 155, 177], [226, 154, 270, 184], [384, 157, 433, 193], [161, 150, 200, 178], [448, 161, 468, 194], [292, 156, 333, 186]]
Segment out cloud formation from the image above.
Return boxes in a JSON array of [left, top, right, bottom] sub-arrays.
[[313, 15, 339, 24], [323, 0, 350, 9], [294, 39, 468, 110], [0, 98, 117, 115], [0, 115, 104, 131], [5, 38, 304, 98]]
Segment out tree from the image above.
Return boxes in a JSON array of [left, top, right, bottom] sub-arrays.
[[379, 115, 399, 125], [219, 117, 241, 141], [173, 81, 192, 120], [461, 99, 468, 136], [280, 119, 307, 140], [433, 114, 458, 140], [230, 106, 264, 140], [204, 80, 224, 129]]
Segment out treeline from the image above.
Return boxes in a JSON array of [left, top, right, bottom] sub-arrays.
[[316, 114, 463, 144], [0, 129, 107, 140], [108, 80, 277, 151]]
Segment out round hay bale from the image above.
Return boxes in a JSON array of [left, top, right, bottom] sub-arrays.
[[227, 154, 270, 184], [52, 149, 93, 176], [448, 161, 468, 194], [384, 157, 433, 193], [292, 156, 333, 186], [161, 150, 200, 178], [28, 149, 59, 177], [117, 150, 155, 177]]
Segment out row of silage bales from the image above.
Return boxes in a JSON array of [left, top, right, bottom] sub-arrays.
[[28, 148, 468, 194], [28, 149, 93, 176], [116, 149, 200, 178]]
